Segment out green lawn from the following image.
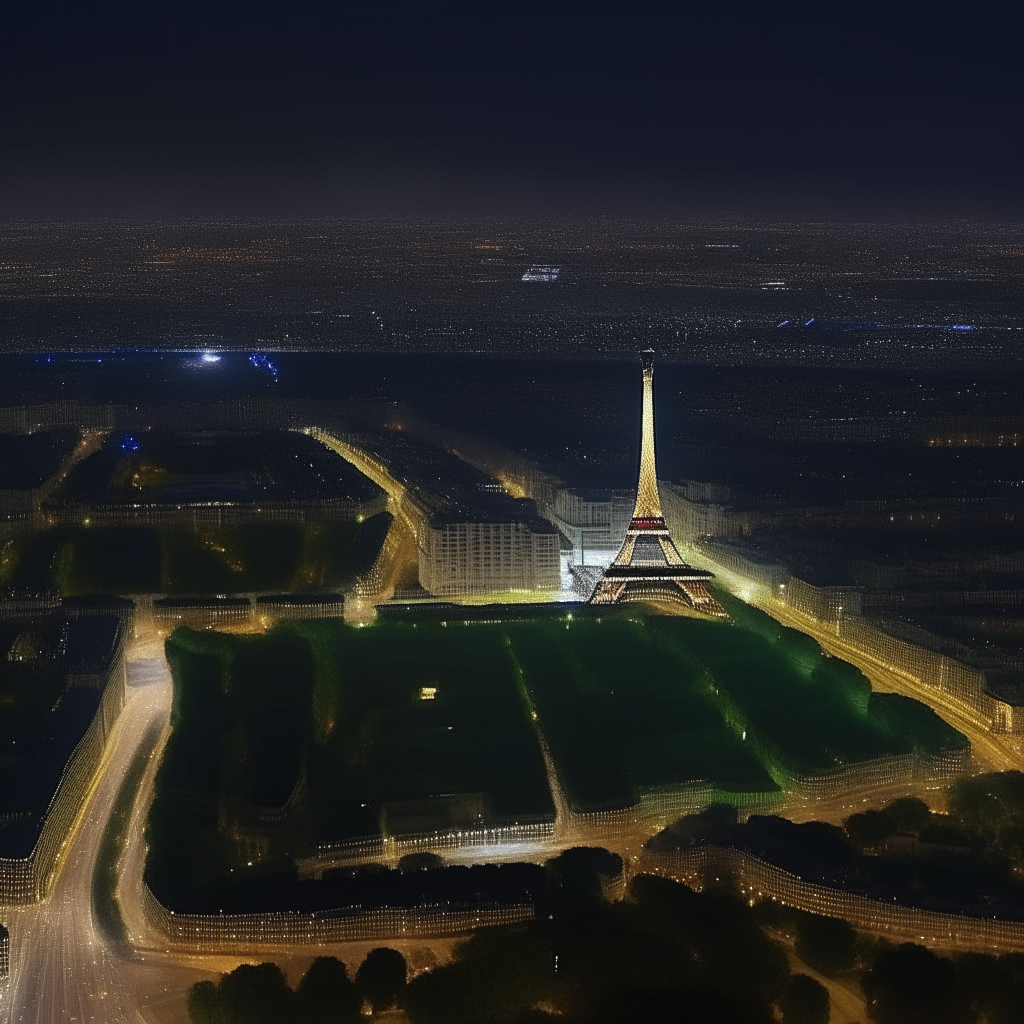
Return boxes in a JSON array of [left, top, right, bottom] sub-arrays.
[[148, 602, 967, 901], [150, 619, 556, 892], [509, 595, 965, 812]]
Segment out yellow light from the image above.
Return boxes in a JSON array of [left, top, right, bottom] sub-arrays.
[[419, 686, 438, 700]]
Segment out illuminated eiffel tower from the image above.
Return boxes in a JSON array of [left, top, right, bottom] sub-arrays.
[[590, 350, 728, 615]]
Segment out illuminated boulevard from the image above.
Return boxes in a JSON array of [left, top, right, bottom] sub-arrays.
[[0, 636, 200, 1023], [689, 555, 1019, 776]]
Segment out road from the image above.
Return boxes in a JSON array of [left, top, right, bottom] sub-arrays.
[[0, 638, 208, 1023], [782, 947, 868, 1024], [308, 428, 427, 616]]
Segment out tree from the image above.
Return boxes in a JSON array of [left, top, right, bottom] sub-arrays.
[[950, 772, 1024, 863], [546, 846, 623, 912], [885, 797, 931, 834], [217, 962, 295, 1024], [297, 956, 361, 1024], [188, 980, 224, 1024], [794, 913, 857, 976], [844, 810, 896, 849], [356, 947, 408, 1013], [863, 943, 972, 1024], [780, 974, 829, 1024], [399, 852, 444, 873], [405, 928, 553, 1024]]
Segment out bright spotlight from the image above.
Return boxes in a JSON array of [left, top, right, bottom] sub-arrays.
[[201, 352, 221, 363]]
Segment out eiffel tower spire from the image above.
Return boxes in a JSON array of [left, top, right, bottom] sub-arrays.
[[634, 348, 662, 519], [590, 350, 728, 615]]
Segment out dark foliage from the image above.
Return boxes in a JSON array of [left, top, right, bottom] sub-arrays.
[[296, 957, 362, 1024], [780, 974, 829, 1024], [198, 962, 295, 1024], [150, 851, 545, 917], [187, 981, 222, 1024], [793, 912, 857, 977], [399, 852, 445, 873], [546, 846, 623, 912], [405, 858, 790, 1024], [649, 782, 1024, 920], [885, 797, 931, 834], [863, 944, 971, 1024], [844, 809, 897, 849], [189, 956, 368, 1024], [950, 772, 1024, 866], [356, 947, 408, 1013]]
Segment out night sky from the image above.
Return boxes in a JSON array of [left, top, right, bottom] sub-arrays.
[[2, 2, 1022, 217]]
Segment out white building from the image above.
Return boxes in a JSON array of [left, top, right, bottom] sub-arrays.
[[549, 487, 634, 565], [419, 509, 561, 596], [661, 480, 743, 544]]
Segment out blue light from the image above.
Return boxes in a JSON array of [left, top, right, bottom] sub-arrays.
[[249, 353, 279, 377], [121, 436, 141, 453], [201, 352, 221, 363], [803, 318, 815, 326]]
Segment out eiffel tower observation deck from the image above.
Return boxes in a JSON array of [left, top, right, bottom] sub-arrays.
[[590, 350, 728, 616]]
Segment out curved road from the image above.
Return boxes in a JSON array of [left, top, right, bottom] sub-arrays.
[[0, 640, 207, 1023]]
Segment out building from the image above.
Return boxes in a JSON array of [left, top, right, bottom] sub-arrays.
[[781, 577, 863, 622], [419, 503, 560, 597], [590, 351, 727, 616], [660, 482, 742, 544], [549, 487, 634, 564]]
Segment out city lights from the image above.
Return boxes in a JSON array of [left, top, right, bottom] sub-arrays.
[[0, 217, 1021, 1021]]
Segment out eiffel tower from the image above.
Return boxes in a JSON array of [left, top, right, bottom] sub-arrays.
[[590, 350, 728, 616]]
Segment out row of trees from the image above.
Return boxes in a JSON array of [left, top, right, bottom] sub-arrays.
[[189, 947, 407, 1024], [846, 771, 1024, 865], [190, 848, 830, 1024], [649, 777, 1024, 916]]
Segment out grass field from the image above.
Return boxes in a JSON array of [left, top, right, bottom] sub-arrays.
[[509, 593, 965, 812], [149, 619, 556, 894], [148, 602, 967, 903]]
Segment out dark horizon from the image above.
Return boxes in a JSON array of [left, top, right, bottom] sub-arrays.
[[3, 2, 1022, 220]]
